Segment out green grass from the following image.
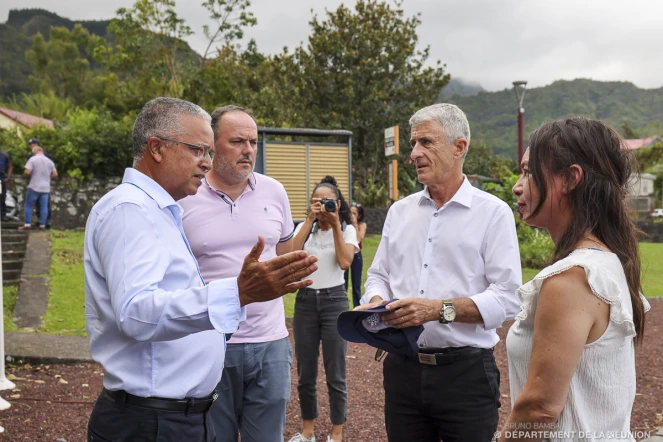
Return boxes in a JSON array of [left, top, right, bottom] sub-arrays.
[[522, 268, 539, 283], [640, 243, 663, 297], [2, 285, 18, 332], [40, 230, 86, 336], [5, 232, 663, 334]]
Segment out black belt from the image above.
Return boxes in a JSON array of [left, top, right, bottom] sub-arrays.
[[404, 346, 493, 366], [102, 388, 217, 413]]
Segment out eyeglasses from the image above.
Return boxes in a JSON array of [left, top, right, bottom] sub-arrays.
[[157, 136, 214, 160]]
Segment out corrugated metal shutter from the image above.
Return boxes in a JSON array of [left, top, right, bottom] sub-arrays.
[[265, 143, 308, 221], [309, 145, 350, 202], [265, 143, 350, 221]]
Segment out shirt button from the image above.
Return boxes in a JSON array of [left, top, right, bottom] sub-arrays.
[[434, 213, 438, 217], [428, 238, 432, 242], [424, 264, 428, 268], [420, 290, 424, 294]]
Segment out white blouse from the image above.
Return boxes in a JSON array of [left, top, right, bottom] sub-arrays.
[[506, 249, 650, 442]]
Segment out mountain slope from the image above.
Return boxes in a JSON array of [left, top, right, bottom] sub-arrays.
[[447, 79, 663, 158]]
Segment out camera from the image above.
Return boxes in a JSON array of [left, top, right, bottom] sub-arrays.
[[320, 198, 337, 212]]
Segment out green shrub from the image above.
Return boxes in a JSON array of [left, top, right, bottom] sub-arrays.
[[516, 216, 554, 268], [0, 106, 133, 180], [483, 171, 554, 268]]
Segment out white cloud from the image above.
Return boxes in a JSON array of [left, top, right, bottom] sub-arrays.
[[3, 0, 663, 91]]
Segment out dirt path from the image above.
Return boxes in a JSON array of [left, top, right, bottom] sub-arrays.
[[3, 301, 662, 441]]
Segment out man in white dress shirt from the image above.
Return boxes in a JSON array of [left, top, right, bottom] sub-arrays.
[[84, 97, 317, 442], [357, 103, 521, 442]]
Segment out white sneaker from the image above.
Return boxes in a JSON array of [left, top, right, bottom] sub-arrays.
[[326, 437, 336, 442], [288, 434, 315, 442]]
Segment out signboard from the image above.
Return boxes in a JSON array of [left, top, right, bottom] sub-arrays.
[[384, 126, 399, 157]]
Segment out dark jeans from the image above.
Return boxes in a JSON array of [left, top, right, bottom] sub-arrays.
[[0, 178, 6, 217], [212, 337, 292, 442], [88, 391, 216, 442], [24, 188, 48, 226], [383, 349, 500, 442], [34, 190, 52, 226], [343, 251, 363, 308], [293, 285, 348, 425]]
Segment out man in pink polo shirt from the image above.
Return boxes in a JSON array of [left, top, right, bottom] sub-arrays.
[[180, 105, 294, 442]]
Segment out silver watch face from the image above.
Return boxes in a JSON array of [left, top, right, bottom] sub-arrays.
[[443, 307, 456, 322]]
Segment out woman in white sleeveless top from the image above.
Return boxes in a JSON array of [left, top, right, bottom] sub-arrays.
[[500, 117, 649, 442]]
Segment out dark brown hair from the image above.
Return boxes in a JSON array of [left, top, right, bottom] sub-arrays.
[[313, 176, 351, 225], [210, 105, 256, 142], [527, 117, 645, 344]]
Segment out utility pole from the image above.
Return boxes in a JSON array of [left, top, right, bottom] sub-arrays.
[[513, 81, 528, 170]]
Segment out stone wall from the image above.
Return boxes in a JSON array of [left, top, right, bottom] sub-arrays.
[[637, 221, 663, 243], [7, 176, 395, 232], [7, 176, 121, 230]]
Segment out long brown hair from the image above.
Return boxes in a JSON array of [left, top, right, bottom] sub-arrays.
[[528, 117, 645, 345]]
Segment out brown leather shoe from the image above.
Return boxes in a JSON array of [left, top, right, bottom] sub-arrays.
[[39, 226, 46, 230], [17, 225, 31, 231]]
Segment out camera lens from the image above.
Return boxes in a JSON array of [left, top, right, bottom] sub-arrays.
[[324, 199, 336, 212]]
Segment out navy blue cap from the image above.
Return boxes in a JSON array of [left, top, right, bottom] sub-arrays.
[[336, 300, 424, 357], [28, 138, 40, 145]]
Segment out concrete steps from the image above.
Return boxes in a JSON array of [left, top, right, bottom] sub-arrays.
[[1, 220, 29, 285]]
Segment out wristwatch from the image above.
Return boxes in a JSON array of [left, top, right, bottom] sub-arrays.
[[439, 300, 456, 324]]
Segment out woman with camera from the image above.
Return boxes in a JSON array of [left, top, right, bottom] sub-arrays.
[[289, 176, 358, 442]]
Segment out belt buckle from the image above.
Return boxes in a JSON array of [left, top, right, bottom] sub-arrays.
[[212, 392, 218, 402], [417, 353, 437, 365]]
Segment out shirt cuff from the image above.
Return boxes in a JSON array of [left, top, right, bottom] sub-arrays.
[[207, 277, 246, 333], [360, 291, 389, 305], [469, 291, 505, 331]]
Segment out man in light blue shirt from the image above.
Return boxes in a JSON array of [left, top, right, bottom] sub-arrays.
[[84, 97, 318, 442]]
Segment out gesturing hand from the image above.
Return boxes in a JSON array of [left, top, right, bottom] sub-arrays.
[[238, 236, 318, 306]]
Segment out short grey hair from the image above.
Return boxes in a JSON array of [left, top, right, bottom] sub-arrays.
[[32, 145, 43, 154], [210, 105, 257, 142], [132, 97, 211, 159], [409, 103, 471, 158]]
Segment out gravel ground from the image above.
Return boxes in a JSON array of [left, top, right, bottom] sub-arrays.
[[2, 301, 663, 441]]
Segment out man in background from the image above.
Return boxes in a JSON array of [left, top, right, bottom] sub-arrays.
[[19, 143, 56, 230], [27, 138, 52, 227], [181, 105, 295, 442]]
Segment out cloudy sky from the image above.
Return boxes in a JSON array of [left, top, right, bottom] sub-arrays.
[[3, 0, 663, 92]]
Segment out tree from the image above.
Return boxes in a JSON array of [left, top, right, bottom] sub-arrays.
[[200, 0, 257, 64], [622, 120, 639, 139], [25, 24, 104, 103], [94, 0, 196, 110], [463, 137, 518, 178], [284, 0, 449, 195]]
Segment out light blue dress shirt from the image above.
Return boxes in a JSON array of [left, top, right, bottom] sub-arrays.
[[84, 168, 245, 399]]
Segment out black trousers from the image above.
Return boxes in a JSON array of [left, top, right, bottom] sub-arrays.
[[343, 251, 363, 308], [383, 349, 500, 442], [0, 178, 6, 217], [88, 392, 216, 442]]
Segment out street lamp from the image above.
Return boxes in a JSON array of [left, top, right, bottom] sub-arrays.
[[512, 80, 528, 170]]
